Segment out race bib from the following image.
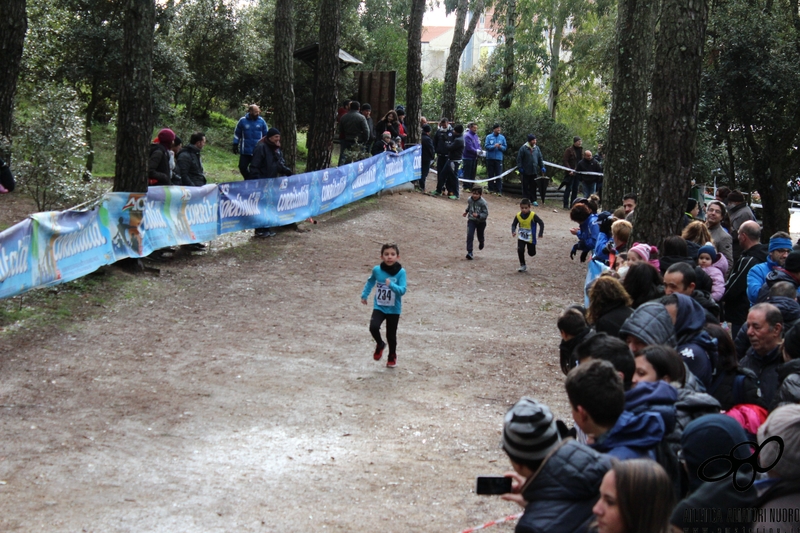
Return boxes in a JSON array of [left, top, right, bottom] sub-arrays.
[[518, 229, 533, 243], [376, 282, 395, 307]]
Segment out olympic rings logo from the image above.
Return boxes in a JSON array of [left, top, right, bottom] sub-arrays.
[[696, 436, 784, 491]]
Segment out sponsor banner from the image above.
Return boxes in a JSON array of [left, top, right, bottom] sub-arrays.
[[0, 147, 419, 299], [217, 179, 272, 235], [0, 219, 34, 299], [28, 208, 114, 290], [143, 185, 219, 249], [102, 192, 151, 261]]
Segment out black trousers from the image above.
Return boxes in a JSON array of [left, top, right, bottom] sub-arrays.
[[466, 220, 486, 253], [238, 154, 252, 180], [517, 240, 537, 265], [533, 178, 549, 203], [521, 173, 536, 202], [436, 155, 448, 193], [370, 310, 400, 354]]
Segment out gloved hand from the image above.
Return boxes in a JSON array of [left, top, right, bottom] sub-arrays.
[[580, 250, 590, 263], [541, 167, 546, 174], [604, 241, 615, 254], [570, 245, 577, 260], [232, 144, 239, 155]]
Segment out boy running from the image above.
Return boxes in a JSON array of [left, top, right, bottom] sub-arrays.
[[361, 243, 407, 368], [463, 186, 488, 260], [511, 198, 544, 272]]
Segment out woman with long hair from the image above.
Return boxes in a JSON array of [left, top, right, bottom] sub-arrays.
[[587, 276, 633, 337], [681, 220, 713, 260], [621, 262, 664, 309], [593, 459, 675, 533]]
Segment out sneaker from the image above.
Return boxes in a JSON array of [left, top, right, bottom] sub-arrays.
[[466, 252, 474, 260], [373, 342, 386, 361], [518, 265, 527, 272], [533, 201, 539, 206], [448, 195, 458, 200], [478, 241, 485, 250], [430, 191, 442, 196], [387, 354, 397, 368]]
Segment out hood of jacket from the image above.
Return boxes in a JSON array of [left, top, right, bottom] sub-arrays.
[[673, 293, 706, 336], [765, 268, 800, 287], [593, 410, 665, 457], [777, 357, 800, 382], [624, 381, 678, 434], [618, 302, 677, 347], [764, 295, 800, 325], [523, 439, 611, 502]]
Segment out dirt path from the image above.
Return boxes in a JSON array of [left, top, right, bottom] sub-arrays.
[[0, 190, 587, 532]]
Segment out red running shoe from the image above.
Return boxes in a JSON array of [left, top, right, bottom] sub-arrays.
[[373, 342, 386, 361], [387, 353, 397, 368]]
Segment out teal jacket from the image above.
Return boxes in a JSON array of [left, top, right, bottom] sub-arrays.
[[361, 263, 407, 314]]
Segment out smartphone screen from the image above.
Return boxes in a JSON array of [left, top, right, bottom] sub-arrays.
[[475, 476, 512, 495]]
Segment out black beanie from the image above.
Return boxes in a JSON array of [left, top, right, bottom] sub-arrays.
[[266, 127, 280, 138]]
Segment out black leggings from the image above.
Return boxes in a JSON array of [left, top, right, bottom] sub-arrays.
[[517, 240, 537, 265], [370, 310, 400, 354]]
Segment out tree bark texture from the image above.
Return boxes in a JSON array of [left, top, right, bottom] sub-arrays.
[[273, 0, 297, 170], [405, 0, 426, 145], [441, 0, 484, 122], [113, 0, 155, 193], [602, 0, 657, 209], [0, 0, 27, 161], [633, 0, 708, 246], [305, 0, 341, 172], [748, 129, 795, 237], [498, 0, 517, 110], [547, 21, 564, 120]]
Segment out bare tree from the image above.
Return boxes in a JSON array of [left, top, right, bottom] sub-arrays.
[[633, 0, 709, 245], [441, 0, 484, 121], [405, 0, 426, 145], [273, 0, 297, 170], [113, 0, 154, 193], [0, 0, 27, 161], [305, 0, 341, 171], [602, 0, 658, 207]]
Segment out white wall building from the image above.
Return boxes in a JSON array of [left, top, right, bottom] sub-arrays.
[[421, 11, 499, 82]]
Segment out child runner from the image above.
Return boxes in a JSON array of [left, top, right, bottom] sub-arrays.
[[361, 243, 407, 368], [463, 185, 488, 260], [511, 198, 544, 272]]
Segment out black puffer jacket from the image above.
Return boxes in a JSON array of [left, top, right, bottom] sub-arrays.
[[773, 358, 800, 410], [559, 328, 594, 375], [594, 304, 634, 338], [618, 302, 677, 346], [708, 367, 765, 411], [516, 439, 611, 533]]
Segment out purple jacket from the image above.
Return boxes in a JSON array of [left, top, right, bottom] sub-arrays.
[[464, 130, 480, 160]]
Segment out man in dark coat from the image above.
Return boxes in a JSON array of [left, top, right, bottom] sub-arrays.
[[562, 136, 582, 208], [176, 132, 207, 187], [433, 118, 453, 195], [575, 150, 603, 197], [722, 220, 768, 338], [740, 303, 784, 406], [249, 128, 292, 238], [419, 124, 435, 192], [337, 101, 370, 166]]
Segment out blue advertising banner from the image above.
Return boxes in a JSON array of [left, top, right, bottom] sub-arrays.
[[0, 219, 34, 299], [143, 185, 219, 249], [28, 208, 114, 289], [217, 179, 272, 235], [0, 146, 421, 299]]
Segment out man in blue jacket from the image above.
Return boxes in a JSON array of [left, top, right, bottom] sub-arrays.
[[747, 232, 792, 305], [566, 359, 665, 460], [484, 124, 507, 194], [232, 104, 269, 179]]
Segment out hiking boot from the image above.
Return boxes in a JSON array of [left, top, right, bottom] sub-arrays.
[[466, 252, 474, 260], [387, 353, 397, 368], [518, 265, 527, 272], [478, 241, 485, 250], [373, 342, 386, 361]]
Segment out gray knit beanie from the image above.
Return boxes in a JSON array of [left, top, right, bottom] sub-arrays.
[[502, 397, 561, 463], [758, 404, 800, 480]]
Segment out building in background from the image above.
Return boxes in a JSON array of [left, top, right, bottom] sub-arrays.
[[421, 11, 499, 82]]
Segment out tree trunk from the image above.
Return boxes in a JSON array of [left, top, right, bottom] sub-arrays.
[[113, 0, 154, 193], [273, 0, 297, 170], [748, 130, 791, 237], [305, 0, 341, 172], [0, 0, 27, 162], [85, 80, 100, 172], [632, 0, 709, 246], [441, 0, 484, 122], [601, 0, 657, 208], [405, 0, 426, 145], [498, 0, 517, 110], [547, 21, 564, 120]]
